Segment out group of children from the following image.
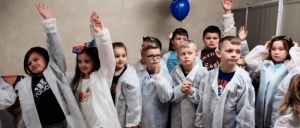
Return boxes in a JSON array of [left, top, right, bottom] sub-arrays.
[[1, 0, 300, 128]]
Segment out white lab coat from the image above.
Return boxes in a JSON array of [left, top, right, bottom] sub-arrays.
[[17, 18, 87, 128], [115, 63, 141, 127], [271, 66, 300, 126], [137, 63, 172, 128], [274, 114, 300, 128], [0, 77, 17, 110], [245, 45, 300, 128], [82, 28, 121, 128], [195, 67, 255, 128], [0, 77, 17, 128], [169, 64, 207, 128]]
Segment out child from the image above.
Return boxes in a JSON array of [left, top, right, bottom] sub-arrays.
[[236, 57, 246, 70], [169, 40, 207, 128], [137, 42, 172, 128], [111, 42, 141, 127], [1, 75, 24, 127], [163, 28, 191, 73], [70, 12, 120, 128], [272, 66, 300, 126], [0, 77, 17, 128], [134, 36, 168, 73], [274, 74, 300, 127], [195, 36, 255, 128], [17, 4, 86, 128], [245, 36, 299, 128], [198, 0, 249, 71]]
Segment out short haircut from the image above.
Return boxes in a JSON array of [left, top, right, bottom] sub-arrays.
[[218, 36, 241, 50], [24, 47, 50, 76], [112, 42, 127, 53], [177, 40, 197, 52], [141, 43, 160, 56], [143, 36, 162, 50], [169, 28, 189, 51], [203, 25, 221, 39]]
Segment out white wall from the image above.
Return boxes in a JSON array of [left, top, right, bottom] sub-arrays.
[[0, 0, 227, 75]]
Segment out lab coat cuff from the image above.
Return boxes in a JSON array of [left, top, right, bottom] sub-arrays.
[[95, 28, 109, 38], [42, 18, 57, 33]]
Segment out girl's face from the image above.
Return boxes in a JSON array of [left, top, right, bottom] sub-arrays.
[[271, 41, 289, 63], [77, 53, 94, 76], [172, 34, 188, 51], [27, 52, 47, 76], [203, 32, 220, 50], [114, 47, 127, 69]]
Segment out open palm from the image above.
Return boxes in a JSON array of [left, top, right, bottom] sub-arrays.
[[90, 12, 104, 33], [35, 3, 51, 20], [222, 0, 232, 12]]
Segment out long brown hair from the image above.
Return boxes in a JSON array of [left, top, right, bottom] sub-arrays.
[[279, 74, 300, 118]]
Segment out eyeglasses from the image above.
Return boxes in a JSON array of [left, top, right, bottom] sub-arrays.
[[237, 63, 246, 68], [147, 54, 161, 60]]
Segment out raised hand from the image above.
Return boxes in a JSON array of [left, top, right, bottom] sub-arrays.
[[90, 12, 104, 33], [222, 0, 232, 14], [35, 3, 51, 20], [265, 41, 271, 50], [150, 64, 161, 77], [293, 41, 299, 47], [238, 26, 248, 41]]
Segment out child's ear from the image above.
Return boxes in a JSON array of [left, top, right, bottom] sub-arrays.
[[141, 57, 146, 63], [195, 52, 199, 58], [216, 50, 221, 58], [177, 54, 180, 60]]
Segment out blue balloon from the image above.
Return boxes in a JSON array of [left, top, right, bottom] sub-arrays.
[[170, 0, 190, 22]]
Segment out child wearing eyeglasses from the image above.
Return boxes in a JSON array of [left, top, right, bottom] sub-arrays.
[[137, 41, 172, 128]]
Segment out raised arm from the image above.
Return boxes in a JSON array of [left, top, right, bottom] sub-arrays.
[[90, 12, 116, 86], [222, 0, 236, 37], [36, 3, 66, 72], [245, 42, 270, 73], [238, 26, 250, 57]]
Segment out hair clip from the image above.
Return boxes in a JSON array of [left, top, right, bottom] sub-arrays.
[[72, 45, 85, 54], [143, 36, 150, 41], [284, 36, 291, 42], [84, 40, 96, 47]]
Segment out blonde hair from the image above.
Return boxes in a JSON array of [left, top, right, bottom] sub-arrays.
[[176, 40, 197, 52], [141, 43, 160, 56], [279, 74, 300, 118], [218, 36, 241, 50]]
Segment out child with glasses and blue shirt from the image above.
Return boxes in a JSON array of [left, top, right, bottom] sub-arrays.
[[136, 42, 172, 128]]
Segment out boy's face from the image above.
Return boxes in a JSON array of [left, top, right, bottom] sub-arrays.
[[203, 32, 220, 50], [142, 48, 161, 70], [172, 34, 188, 51], [177, 44, 198, 66], [113, 47, 127, 69], [216, 41, 241, 66]]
